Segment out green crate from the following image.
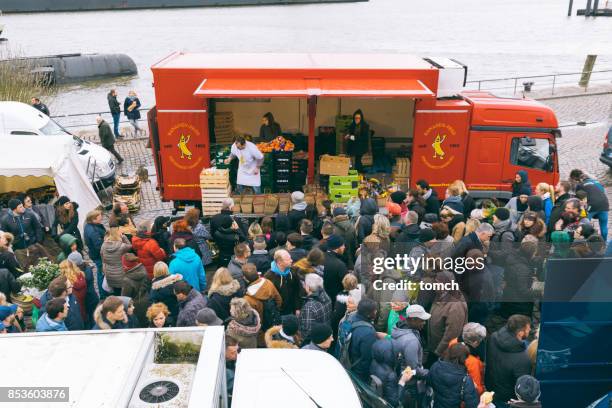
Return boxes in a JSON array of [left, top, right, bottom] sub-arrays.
[[329, 186, 359, 196], [329, 192, 357, 203]]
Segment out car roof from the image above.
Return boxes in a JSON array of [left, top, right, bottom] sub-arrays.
[[0, 101, 50, 129], [232, 349, 362, 408]]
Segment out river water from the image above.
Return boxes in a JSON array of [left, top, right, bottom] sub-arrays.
[[1, 0, 611, 118]]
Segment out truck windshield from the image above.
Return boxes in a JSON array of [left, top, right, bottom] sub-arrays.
[[39, 119, 71, 136]]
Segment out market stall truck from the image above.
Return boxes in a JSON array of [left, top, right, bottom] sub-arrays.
[[147, 53, 560, 210]]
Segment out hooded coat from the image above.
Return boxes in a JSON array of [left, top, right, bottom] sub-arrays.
[[131, 234, 166, 280], [213, 223, 245, 267], [427, 360, 479, 408], [226, 309, 262, 349], [264, 325, 301, 349], [512, 170, 532, 197], [244, 277, 282, 318], [248, 250, 271, 274], [101, 238, 132, 288], [121, 259, 150, 327], [176, 288, 207, 327], [264, 261, 301, 314], [150, 274, 182, 319], [391, 322, 424, 373], [208, 280, 242, 321], [347, 110, 371, 156], [356, 198, 378, 243], [169, 247, 206, 292], [428, 295, 468, 357], [288, 204, 307, 233], [36, 313, 68, 332], [227, 256, 248, 292], [347, 312, 378, 382], [370, 339, 400, 406], [92, 303, 128, 330], [485, 326, 531, 403]]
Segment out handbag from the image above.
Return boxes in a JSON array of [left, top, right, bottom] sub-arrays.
[[206, 239, 220, 261], [102, 276, 112, 293]]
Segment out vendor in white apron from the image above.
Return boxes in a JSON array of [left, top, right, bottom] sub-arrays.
[[225, 135, 264, 194]]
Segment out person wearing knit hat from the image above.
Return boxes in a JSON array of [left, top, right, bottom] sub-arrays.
[[288, 191, 307, 232], [390, 190, 407, 205], [495, 207, 510, 221], [291, 191, 305, 204], [56, 196, 70, 207], [196, 308, 223, 326], [302, 323, 333, 351], [326, 234, 345, 252], [67, 251, 84, 266], [509, 375, 541, 407], [265, 314, 302, 349]]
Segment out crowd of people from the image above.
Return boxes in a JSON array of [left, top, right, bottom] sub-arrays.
[[0, 167, 610, 408]]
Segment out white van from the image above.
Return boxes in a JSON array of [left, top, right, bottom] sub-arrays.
[[0, 101, 116, 189]]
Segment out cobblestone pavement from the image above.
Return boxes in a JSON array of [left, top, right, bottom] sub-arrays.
[[74, 92, 612, 228]]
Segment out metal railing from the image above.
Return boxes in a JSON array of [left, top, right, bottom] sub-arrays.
[[466, 69, 612, 96], [51, 108, 152, 130]]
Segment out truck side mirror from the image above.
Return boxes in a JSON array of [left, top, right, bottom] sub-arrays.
[[549, 145, 557, 154]]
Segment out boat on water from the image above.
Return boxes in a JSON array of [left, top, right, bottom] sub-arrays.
[[1, 0, 367, 14]]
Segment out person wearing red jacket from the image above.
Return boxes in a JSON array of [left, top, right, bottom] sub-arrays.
[[132, 221, 167, 280]]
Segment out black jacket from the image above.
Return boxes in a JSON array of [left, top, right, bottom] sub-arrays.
[[348, 312, 378, 381], [107, 92, 120, 114], [347, 118, 370, 156], [501, 253, 538, 318], [84, 222, 106, 261], [424, 189, 441, 215], [370, 339, 400, 406], [0, 250, 21, 278], [0, 268, 21, 301], [301, 234, 319, 252], [485, 326, 531, 403], [289, 248, 307, 263], [577, 179, 609, 212], [32, 102, 50, 116], [0, 211, 43, 249], [288, 209, 307, 233], [248, 251, 271, 274], [208, 281, 242, 322], [52, 202, 81, 243], [462, 192, 476, 219], [333, 215, 357, 269], [427, 360, 479, 408], [264, 267, 301, 315], [357, 198, 378, 243], [323, 251, 348, 305], [259, 123, 282, 142], [408, 201, 426, 224], [98, 120, 115, 148], [124, 96, 141, 120], [150, 275, 181, 318], [213, 226, 244, 266], [452, 232, 484, 259]]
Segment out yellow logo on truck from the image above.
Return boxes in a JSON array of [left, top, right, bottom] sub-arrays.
[[432, 134, 446, 159], [177, 134, 192, 160]]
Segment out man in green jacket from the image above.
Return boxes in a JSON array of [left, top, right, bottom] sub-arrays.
[[97, 116, 123, 163]]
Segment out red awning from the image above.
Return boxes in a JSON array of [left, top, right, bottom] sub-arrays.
[[194, 77, 434, 98]]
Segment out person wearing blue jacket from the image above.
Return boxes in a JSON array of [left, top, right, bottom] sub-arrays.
[[370, 339, 401, 406], [83, 210, 108, 299], [512, 170, 532, 197], [535, 182, 555, 225], [39, 276, 84, 331], [426, 343, 479, 408], [36, 297, 68, 332], [169, 238, 206, 292], [348, 298, 379, 382]]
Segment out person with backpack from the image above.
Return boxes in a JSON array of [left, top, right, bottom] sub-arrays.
[[243, 263, 282, 330], [299, 273, 332, 343], [338, 298, 379, 382], [391, 304, 431, 408], [426, 343, 480, 408], [488, 207, 519, 264], [302, 323, 334, 352]]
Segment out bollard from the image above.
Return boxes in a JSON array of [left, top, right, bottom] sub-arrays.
[[523, 82, 534, 92], [579, 54, 597, 87]]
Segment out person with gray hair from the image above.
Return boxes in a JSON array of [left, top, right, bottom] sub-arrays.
[[452, 222, 494, 259], [446, 322, 488, 395], [299, 272, 332, 342], [96, 115, 123, 163], [395, 210, 421, 243]]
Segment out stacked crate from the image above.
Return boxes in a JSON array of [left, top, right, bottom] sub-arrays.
[[393, 158, 410, 190], [328, 170, 359, 203], [335, 115, 352, 155], [291, 158, 308, 191], [200, 168, 231, 216], [214, 112, 235, 144], [260, 152, 274, 192], [273, 151, 292, 193]]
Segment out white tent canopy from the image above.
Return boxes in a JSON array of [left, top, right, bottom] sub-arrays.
[[0, 135, 101, 233]]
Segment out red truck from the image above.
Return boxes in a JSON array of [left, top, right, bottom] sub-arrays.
[[148, 53, 560, 209]]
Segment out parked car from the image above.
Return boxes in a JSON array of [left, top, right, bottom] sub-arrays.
[[0, 101, 116, 188], [599, 125, 612, 168]]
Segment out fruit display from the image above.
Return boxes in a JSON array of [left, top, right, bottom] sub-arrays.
[[257, 136, 295, 153]]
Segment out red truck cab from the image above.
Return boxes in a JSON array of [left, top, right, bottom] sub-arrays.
[[148, 53, 560, 208]]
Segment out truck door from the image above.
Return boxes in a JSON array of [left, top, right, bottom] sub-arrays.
[[463, 130, 507, 194], [502, 133, 557, 193]]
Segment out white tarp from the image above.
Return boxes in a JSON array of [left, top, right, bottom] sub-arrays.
[[0, 135, 101, 234]]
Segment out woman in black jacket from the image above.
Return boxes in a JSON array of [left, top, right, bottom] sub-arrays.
[[259, 112, 282, 142], [213, 217, 245, 267], [52, 196, 82, 247], [124, 90, 142, 135], [344, 109, 370, 172], [151, 216, 172, 255], [149, 261, 181, 322], [426, 343, 479, 408], [207, 267, 242, 321]]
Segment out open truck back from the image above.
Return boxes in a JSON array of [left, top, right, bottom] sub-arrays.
[[148, 53, 559, 208]]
